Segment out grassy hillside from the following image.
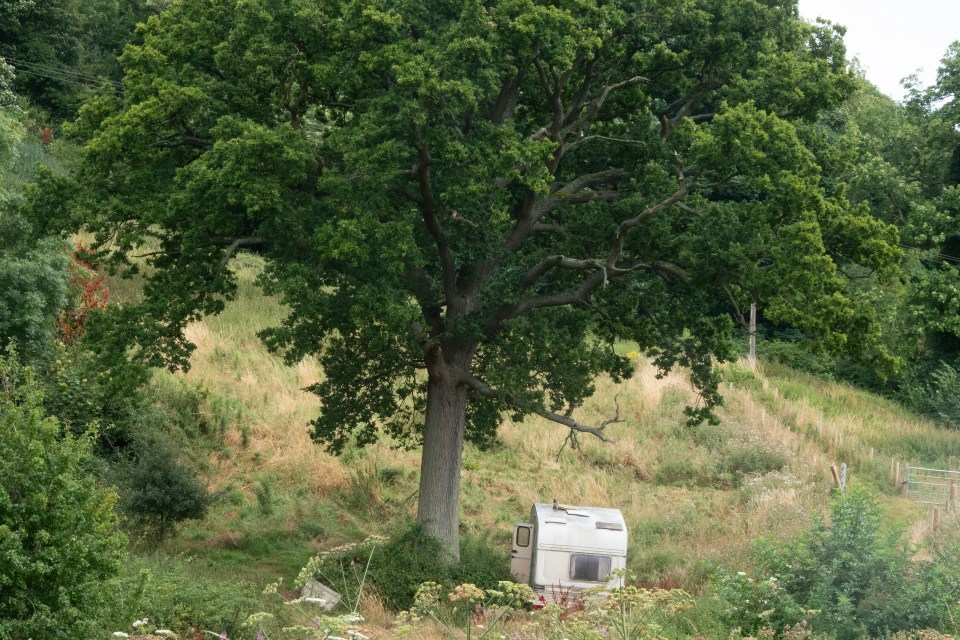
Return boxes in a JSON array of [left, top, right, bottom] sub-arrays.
[[101, 253, 959, 635]]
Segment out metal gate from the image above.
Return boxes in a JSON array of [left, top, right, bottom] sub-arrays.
[[905, 466, 960, 506]]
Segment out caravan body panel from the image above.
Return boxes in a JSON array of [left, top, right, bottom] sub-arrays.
[[526, 503, 628, 601]]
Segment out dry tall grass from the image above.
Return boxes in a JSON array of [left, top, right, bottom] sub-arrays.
[[111, 252, 953, 588]]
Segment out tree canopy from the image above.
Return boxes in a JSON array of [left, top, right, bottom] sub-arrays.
[[34, 0, 900, 558]]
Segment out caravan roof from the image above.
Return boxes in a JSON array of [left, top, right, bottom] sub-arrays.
[[531, 503, 628, 555]]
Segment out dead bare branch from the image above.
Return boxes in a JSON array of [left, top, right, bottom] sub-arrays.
[[461, 375, 620, 444]]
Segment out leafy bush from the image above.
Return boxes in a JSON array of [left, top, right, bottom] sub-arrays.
[[0, 209, 70, 358], [35, 335, 148, 448], [300, 526, 511, 612], [714, 490, 960, 639], [361, 527, 448, 611], [111, 428, 211, 539], [99, 558, 273, 637], [763, 339, 836, 379], [0, 351, 127, 640], [902, 361, 960, 428]]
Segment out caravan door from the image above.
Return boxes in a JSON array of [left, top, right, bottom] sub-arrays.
[[510, 523, 533, 585]]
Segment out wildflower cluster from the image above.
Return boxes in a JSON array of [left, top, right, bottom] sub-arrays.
[[485, 581, 535, 609], [603, 584, 693, 616], [294, 535, 387, 591], [713, 568, 807, 637], [410, 582, 444, 618], [397, 580, 535, 640], [448, 583, 486, 605]]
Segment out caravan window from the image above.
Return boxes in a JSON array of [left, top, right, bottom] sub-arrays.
[[515, 526, 531, 548], [569, 554, 612, 582]]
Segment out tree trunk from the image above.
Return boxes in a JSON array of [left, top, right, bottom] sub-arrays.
[[417, 358, 469, 563]]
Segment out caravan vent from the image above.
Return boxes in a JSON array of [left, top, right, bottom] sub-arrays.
[[596, 522, 624, 531], [544, 517, 567, 524], [564, 509, 590, 517]]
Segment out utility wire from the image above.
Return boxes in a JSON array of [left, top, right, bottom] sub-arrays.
[[9, 67, 107, 91], [7, 57, 122, 90], [7, 56, 122, 87], [897, 243, 960, 265]]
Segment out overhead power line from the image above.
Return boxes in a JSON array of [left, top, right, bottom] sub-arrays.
[[897, 243, 960, 265], [7, 57, 122, 90], [8, 57, 120, 86]]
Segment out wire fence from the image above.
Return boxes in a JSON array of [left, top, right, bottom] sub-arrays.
[[905, 466, 960, 507]]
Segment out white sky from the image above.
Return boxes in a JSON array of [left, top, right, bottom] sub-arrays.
[[797, 0, 960, 102]]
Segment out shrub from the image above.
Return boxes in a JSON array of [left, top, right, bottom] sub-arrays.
[[300, 526, 511, 612], [453, 532, 511, 591], [0, 351, 127, 640], [111, 428, 211, 539], [35, 336, 148, 447], [0, 210, 70, 358], [99, 558, 274, 637], [763, 339, 835, 379], [361, 527, 449, 611], [902, 361, 960, 428], [715, 490, 960, 639]]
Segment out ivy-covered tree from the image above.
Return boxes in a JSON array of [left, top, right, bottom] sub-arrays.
[[36, 0, 899, 558]]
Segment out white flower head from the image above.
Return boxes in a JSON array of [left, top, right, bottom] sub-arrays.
[[303, 597, 327, 604], [737, 571, 746, 576], [155, 630, 178, 638], [132, 619, 149, 628], [113, 633, 130, 638]]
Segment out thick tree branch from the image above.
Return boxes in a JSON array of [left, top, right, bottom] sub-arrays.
[[504, 168, 628, 252], [461, 374, 616, 443], [217, 236, 268, 269], [414, 140, 460, 311], [658, 74, 720, 140], [153, 135, 211, 150], [520, 255, 608, 290], [485, 257, 689, 337], [604, 177, 694, 267], [409, 266, 446, 340], [533, 58, 564, 138], [559, 57, 598, 128], [722, 283, 746, 326], [570, 75, 647, 133], [489, 65, 530, 124]]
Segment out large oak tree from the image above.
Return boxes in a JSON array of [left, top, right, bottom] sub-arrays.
[[33, 0, 898, 559]]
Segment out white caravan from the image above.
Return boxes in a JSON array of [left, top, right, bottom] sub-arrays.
[[510, 502, 628, 603]]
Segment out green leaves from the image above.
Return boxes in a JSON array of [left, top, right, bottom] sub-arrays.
[[0, 351, 126, 640], [0, 207, 70, 358], [39, 0, 900, 454]]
